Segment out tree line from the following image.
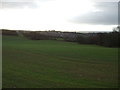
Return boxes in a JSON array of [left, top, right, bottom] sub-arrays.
[[1, 27, 119, 47]]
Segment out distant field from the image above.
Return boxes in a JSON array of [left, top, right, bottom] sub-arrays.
[[3, 35, 118, 88]]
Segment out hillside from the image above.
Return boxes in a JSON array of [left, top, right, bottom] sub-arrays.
[[2, 35, 118, 88]]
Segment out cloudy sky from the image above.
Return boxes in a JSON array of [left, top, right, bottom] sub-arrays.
[[0, 0, 119, 32]]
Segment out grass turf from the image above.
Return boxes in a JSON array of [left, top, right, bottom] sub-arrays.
[[2, 35, 118, 88]]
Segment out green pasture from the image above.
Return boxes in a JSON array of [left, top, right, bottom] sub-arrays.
[[2, 35, 118, 88]]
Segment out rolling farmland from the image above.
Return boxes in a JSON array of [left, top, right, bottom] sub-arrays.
[[2, 35, 118, 88]]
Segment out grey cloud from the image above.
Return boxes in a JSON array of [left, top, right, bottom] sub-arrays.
[[94, 2, 117, 10], [0, 0, 54, 9], [0, 2, 37, 8], [91, 0, 119, 2], [70, 2, 118, 25]]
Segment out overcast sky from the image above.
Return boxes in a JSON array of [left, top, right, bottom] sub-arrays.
[[0, 0, 119, 32]]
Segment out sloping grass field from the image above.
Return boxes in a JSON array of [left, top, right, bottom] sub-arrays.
[[2, 35, 118, 88]]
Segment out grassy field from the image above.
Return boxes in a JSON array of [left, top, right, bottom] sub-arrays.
[[2, 35, 118, 88]]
